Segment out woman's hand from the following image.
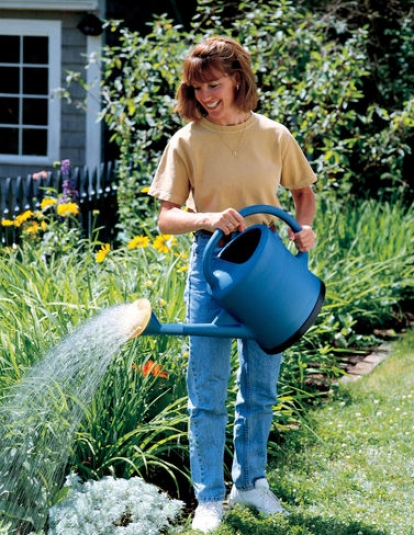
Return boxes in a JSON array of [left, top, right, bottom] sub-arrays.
[[204, 208, 246, 235], [288, 225, 316, 252]]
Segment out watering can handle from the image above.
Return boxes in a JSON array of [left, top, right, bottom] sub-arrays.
[[238, 204, 302, 232], [202, 204, 307, 284]]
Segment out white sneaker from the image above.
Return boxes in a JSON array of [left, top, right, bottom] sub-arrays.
[[228, 478, 289, 516], [192, 501, 223, 533]]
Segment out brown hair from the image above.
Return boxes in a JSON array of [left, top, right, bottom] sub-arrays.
[[175, 36, 258, 122]]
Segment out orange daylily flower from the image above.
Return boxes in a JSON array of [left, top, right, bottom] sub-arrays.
[[133, 360, 168, 379]]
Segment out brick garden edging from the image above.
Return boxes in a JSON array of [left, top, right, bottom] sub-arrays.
[[340, 342, 392, 384]]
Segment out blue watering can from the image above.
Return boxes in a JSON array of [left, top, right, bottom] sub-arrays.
[[130, 205, 325, 353]]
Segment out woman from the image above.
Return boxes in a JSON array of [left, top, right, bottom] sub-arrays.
[[149, 36, 317, 533]]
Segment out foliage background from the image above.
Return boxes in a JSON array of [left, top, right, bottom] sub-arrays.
[[65, 0, 414, 237], [1, 0, 414, 533]]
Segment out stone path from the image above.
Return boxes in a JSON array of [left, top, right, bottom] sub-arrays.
[[340, 342, 392, 383]]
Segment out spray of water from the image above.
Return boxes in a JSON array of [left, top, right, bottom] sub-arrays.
[[0, 299, 152, 534]]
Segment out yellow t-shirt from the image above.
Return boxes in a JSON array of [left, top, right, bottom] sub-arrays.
[[149, 112, 316, 227]]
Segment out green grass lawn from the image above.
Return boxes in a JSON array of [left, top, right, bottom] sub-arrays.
[[185, 328, 414, 535]]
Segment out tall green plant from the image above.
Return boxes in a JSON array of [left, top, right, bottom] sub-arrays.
[[1, 191, 413, 532], [310, 198, 414, 345]]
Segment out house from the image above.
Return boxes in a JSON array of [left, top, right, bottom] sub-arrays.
[[0, 0, 107, 180], [0, 0, 196, 182]]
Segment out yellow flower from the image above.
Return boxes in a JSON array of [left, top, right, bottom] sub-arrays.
[[40, 197, 57, 210], [96, 243, 110, 263], [175, 251, 189, 260], [128, 235, 150, 249], [176, 251, 189, 272], [57, 202, 79, 217], [23, 221, 40, 235], [1, 219, 14, 227], [41, 221, 47, 231], [153, 234, 177, 254], [141, 186, 150, 193], [14, 210, 34, 227], [34, 209, 43, 217]]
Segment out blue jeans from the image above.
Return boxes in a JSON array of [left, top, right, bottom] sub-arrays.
[[185, 232, 282, 502]]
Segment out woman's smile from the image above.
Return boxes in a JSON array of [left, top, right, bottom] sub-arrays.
[[206, 101, 220, 109]]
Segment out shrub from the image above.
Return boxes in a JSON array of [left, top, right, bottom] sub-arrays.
[[47, 474, 183, 535], [62, 0, 414, 237]]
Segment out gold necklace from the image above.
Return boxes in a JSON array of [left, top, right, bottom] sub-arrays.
[[219, 122, 248, 157]]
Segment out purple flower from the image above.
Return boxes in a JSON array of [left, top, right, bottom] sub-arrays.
[[60, 159, 78, 202], [61, 159, 71, 177]]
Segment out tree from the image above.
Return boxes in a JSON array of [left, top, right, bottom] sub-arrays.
[[64, 0, 414, 237]]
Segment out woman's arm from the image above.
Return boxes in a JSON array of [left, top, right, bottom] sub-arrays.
[[288, 186, 317, 252], [157, 200, 245, 236]]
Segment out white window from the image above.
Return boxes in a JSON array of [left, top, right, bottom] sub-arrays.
[[0, 19, 61, 165]]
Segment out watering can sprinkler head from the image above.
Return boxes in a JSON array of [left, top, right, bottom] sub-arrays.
[[120, 298, 153, 340]]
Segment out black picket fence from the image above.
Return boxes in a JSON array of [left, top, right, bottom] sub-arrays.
[[0, 161, 119, 246]]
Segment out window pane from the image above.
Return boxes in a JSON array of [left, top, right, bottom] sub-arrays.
[[0, 97, 19, 124], [0, 24, 58, 160], [0, 127, 19, 154], [23, 128, 47, 156], [0, 36, 20, 63], [23, 36, 48, 64], [23, 98, 48, 126], [23, 67, 48, 95], [0, 66, 20, 94]]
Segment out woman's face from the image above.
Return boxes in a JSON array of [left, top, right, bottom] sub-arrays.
[[192, 71, 240, 126]]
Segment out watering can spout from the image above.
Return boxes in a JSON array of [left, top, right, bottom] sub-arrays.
[[121, 298, 256, 342], [142, 307, 256, 340]]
